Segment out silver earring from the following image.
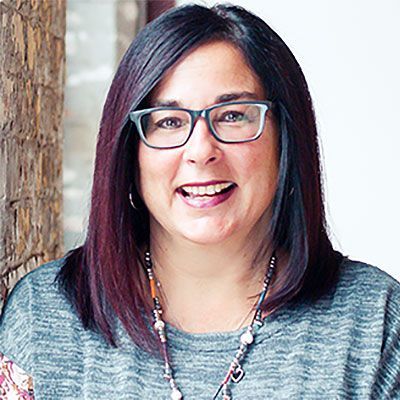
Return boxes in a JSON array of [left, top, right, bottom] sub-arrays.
[[129, 185, 139, 210]]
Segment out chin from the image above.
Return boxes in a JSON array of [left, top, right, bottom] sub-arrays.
[[182, 236, 229, 246], [179, 225, 236, 246]]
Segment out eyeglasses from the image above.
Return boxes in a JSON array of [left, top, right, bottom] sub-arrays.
[[129, 100, 273, 149]]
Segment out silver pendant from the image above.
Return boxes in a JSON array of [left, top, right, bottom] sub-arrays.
[[231, 365, 245, 383]]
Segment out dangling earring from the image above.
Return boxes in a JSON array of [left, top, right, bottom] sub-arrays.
[[129, 184, 139, 210]]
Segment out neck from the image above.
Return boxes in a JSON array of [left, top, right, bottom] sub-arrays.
[[147, 224, 276, 333]]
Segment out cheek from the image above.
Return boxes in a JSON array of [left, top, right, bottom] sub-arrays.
[[239, 135, 280, 205], [239, 140, 279, 181], [137, 145, 180, 200], [257, 125, 280, 182], [137, 146, 160, 201]]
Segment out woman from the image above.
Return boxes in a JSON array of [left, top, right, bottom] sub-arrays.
[[1, 4, 399, 399]]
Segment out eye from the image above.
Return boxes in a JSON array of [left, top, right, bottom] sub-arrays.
[[218, 111, 246, 123], [156, 117, 185, 129]]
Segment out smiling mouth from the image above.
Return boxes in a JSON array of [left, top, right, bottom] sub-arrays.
[[177, 182, 236, 198]]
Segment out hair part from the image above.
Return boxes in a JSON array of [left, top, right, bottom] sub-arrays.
[[58, 3, 342, 351]]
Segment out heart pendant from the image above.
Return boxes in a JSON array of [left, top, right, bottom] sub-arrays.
[[231, 366, 245, 383]]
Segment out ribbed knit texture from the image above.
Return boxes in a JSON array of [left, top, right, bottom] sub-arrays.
[[1, 258, 399, 399]]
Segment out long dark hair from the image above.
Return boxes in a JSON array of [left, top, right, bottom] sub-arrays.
[[58, 4, 343, 350]]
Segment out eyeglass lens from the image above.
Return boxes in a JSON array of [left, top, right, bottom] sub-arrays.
[[140, 103, 264, 148]]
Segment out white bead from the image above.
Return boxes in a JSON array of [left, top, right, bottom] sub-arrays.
[[171, 388, 183, 400], [240, 331, 254, 345], [154, 320, 165, 330]]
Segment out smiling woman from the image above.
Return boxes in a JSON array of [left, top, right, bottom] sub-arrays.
[[138, 41, 279, 248], [1, 3, 399, 400]]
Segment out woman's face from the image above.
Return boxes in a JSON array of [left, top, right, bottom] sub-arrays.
[[138, 41, 279, 246]]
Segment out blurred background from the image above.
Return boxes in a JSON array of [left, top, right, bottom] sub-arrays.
[[1, 0, 399, 309]]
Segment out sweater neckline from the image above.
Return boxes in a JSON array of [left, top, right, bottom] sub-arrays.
[[164, 301, 304, 351]]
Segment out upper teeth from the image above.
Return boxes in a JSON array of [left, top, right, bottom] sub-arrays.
[[181, 182, 233, 196]]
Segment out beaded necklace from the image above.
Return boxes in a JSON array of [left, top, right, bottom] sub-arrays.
[[144, 250, 276, 400]]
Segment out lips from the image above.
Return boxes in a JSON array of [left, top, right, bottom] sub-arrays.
[[176, 181, 237, 208], [178, 181, 235, 198]]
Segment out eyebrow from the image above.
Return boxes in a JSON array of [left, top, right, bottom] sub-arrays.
[[151, 91, 259, 108]]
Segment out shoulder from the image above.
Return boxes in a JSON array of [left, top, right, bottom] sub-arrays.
[[298, 258, 400, 336], [1, 258, 68, 317], [314, 258, 400, 339], [339, 258, 399, 286], [0, 258, 78, 372], [336, 258, 400, 305], [13, 257, 64, 287], [335, 260, 400, 396]]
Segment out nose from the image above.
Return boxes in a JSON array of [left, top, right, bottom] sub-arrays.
[[182, 117, 222, 165]]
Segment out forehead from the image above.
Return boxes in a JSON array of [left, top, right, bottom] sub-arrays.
[[149, 40, 265, 107]]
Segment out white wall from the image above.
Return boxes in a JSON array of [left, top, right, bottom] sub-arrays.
[[178, 0, 400, 280], [64, 1, 117, 251]]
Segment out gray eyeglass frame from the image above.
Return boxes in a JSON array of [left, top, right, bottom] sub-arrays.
[[128, 100, 273, 149]]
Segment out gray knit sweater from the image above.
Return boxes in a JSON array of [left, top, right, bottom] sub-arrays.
[[0, 258, 399, 399]]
